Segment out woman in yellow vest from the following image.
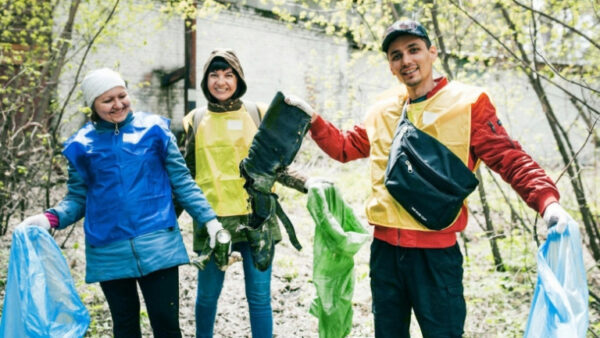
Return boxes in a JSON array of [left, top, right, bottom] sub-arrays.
[[181, 48, 307, 338]]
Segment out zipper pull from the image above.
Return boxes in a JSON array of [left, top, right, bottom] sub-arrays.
[[114, 123, 120, 135], [405, 160, 413, 173]]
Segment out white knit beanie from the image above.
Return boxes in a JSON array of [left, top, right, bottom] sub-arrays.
[[81, 68, 126, 108]]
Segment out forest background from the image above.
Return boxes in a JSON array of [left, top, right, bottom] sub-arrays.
[[0, 0, 599, 336]]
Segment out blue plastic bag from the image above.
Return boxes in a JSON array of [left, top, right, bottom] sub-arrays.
[[0, 225, 90, 337], [524, 220, 589, 338]]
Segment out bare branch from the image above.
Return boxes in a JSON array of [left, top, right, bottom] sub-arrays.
[[512, 0, 600, 51], [351, 3, 379, 46], [555, 116, 598, 183], [446, 0, 599, 115], [54, 0, 121, 139], [427, 0, 453, 80], [484, 167, 533, 235]]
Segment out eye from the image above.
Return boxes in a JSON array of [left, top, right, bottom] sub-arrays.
[[409, 47, 419, 54]]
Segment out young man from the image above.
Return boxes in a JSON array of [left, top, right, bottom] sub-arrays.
[[286, 19, 570, 337]]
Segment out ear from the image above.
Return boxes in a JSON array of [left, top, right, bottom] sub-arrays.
[[429, 45, 438, 61], [387, 54, 396, 76]]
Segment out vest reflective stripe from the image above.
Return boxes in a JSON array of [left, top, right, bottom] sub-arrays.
[[190, 106, 259, 216], [62, 113, 177, 246], [364, 82, 485, 231]]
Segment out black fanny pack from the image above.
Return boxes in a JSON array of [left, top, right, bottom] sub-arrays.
[[384, 102, 479, 230]]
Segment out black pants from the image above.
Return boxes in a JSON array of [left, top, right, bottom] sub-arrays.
[[370, 239, 466, 338], [99, 266, 181, 338]]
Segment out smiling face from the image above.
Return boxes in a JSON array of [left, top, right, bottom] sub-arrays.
[[207, 68, 238, 103], [387, 35, 438, 99], [93, 86, 131, 123]]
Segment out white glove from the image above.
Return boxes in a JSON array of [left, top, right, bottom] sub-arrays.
[[284, 94, 316, 120], [542, 202, 569, 233], [304, 177, 333, 190], [21, 214, 51, 231], [205, 218, 224, 248]]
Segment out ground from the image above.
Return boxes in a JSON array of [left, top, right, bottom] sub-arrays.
[[0, 159, 598, 337]]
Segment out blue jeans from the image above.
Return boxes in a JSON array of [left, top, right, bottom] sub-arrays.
[[195, 241, 273, 338]]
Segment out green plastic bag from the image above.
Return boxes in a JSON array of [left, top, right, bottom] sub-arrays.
[[307, 182, 369, 338]]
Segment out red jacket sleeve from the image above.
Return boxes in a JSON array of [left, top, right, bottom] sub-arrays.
[[309, 115, 370, 163], [470, 94, 559, 214]]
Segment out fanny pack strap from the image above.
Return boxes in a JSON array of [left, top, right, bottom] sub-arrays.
[[400, 99, 409, 121]]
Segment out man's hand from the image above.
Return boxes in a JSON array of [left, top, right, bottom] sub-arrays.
[[205, 218, 224, 248], [542, 202, 569, 233], [284, 95, 317, 123], [21, 214, 51, 231]]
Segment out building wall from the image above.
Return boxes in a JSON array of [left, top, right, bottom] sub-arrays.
[[56, 4, 593, 168], [57, 4, 187, 137], [194, 10, 351, 122]]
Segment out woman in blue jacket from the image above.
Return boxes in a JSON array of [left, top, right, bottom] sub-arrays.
[[21, 68, 223, 338]]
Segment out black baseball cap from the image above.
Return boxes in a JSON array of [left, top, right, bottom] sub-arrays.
[[381, 20, 431, 53]]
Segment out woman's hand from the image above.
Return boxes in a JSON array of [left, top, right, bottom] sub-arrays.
[[205, 218, 224, 248], [21, 214, 51, 231]]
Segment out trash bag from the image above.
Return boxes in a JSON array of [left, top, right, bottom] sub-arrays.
[[524, 220, 589, 338], [307, 182, 369, 338], [0, 225, 90, 337]]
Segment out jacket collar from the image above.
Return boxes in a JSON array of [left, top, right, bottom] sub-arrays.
[[93, 111, 134, 132], [408, 76, 448, 104]]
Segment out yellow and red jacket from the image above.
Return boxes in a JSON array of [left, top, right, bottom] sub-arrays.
[[309, 77, 559, 248]]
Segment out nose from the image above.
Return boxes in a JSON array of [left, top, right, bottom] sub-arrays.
[[401, 55, 412, 67], [215, 74, 226, 85], [114, 99, 124, 109]]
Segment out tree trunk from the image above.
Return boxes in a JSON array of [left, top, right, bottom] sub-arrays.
[[428, 2, 502, 266], [476, 169, 505, 271], [498, 4, 600, 260]]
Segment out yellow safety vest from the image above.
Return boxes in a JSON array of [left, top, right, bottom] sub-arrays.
[[183, 104, 265, 216], [364, 81, 486, 231]]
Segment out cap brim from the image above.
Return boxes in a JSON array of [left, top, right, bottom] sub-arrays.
[[382, 31, 405, 52], [382, 31, 428, 52]]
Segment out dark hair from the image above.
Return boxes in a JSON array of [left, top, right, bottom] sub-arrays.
[[422, 37, 432, 49], [91, 111, 100, 122], [206, 57, 243, 100], [207, 57, 235, 74]]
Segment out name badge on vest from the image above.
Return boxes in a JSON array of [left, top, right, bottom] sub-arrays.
[[227, 120, 243, 130], [422, 110, 439, 125]]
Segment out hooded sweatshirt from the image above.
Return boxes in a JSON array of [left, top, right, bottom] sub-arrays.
[[200, 48, 247, 111]]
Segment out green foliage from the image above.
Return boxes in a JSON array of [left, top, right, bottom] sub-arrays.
[[275, 255, 299, 282], [1, 0, 598, 334], [1, 0, 59, 235], [463, 231, 537, 336], [0, 0, 212, 235]]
